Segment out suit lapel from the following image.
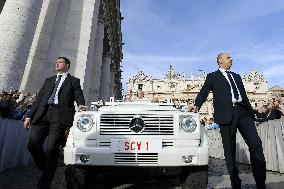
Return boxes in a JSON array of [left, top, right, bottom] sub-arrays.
[[47, 76, 57, 96], [216, 69, 231, 88]]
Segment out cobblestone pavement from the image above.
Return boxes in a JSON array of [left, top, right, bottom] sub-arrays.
[[0, 158, 283, 189]]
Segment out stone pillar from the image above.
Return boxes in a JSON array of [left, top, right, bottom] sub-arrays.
[[86, 19, 104, 105], [60, 0, 100, 86], [20, 0, 70, 94], [99, 56, 111, 101], [109, 63, 115, 98], [0, 0, 43, 91], [75, 0, 101, 104]]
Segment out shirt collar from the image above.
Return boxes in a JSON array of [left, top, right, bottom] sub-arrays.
[[57, 72, 68, 78], [219, 68, 230, 73]]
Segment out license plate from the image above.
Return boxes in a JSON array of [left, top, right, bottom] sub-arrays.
[[111, 139, 162, 153]]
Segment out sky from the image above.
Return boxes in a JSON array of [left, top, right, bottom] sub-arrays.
[[120, 0, 284, 93]]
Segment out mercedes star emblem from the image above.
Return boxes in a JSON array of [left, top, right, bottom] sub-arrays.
[[129, 116, 145, 133]]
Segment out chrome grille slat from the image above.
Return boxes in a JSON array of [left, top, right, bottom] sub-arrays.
[[100, 114, 174, 135], [114, 153, 158, 165]]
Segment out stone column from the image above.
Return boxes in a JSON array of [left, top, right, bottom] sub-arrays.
[[109, 63, 115, 98], [60, 0, 100, 85], [0, 0, 43, 91], [99, 55, 111, 101], [87, 19, 104, 104], [20, 0, 69, 94]]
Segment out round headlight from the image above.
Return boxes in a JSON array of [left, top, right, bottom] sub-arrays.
[[181, 117, 197, 132], [77, 116, 93, 132]]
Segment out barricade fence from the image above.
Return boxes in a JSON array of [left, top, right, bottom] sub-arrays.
[[1, 118, 284, 173], [0, 118, 33, 172], [207, 119, 284, 173]]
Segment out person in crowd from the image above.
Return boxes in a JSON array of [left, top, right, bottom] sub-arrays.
[[0, 91, 9, 118], [191, 52, 266, 189], [256, 102, 279, 123], [137, 88, 145, 99], [277, 98, 284, 111], [24, 57, 85, 189], [10, 91, 36, 120], [273, 99, 284, 119], [207, 117, 220, 129], [132, 89, 150, 101], [200, 116, 208, 127], [255, 105, 268, 119], [123, 94, 132, 102], [7, 91, 28, 119]]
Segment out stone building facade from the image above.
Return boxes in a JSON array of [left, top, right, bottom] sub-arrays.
[[270, 86, 284, 102], [0, 0, 123, 105], [127, 65, 272, 119]]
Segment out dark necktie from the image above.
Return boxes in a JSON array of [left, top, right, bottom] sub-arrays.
[[48, 75, 62, 105], [225, 71, 239, 100]]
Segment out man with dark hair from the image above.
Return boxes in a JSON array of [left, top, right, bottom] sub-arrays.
[[24, 57, 85, 189], [191, 52, 266, 189]]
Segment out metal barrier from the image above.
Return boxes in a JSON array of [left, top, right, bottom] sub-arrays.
[[1, 118, 284, 173], [207, 119, 284, 173], [0, 118, 33, 172]]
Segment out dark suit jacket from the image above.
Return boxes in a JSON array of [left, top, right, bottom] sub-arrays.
[[195, 69, 255, 125], [28, 73, 85, 126]]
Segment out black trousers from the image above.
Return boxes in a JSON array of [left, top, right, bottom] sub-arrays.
[[219, 105, 266, 189], [27, 106, 66, 188]]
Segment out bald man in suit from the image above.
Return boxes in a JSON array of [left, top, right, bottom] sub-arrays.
[[192, 53, 266, 189]]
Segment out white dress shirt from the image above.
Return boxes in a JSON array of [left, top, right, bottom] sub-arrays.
[[219, 68, 242, 103], [54, 72, 68, 104]]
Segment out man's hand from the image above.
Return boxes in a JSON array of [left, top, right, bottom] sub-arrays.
[[78, 105, 88, 112], [24, 118, 30, 129], [189, 105, 199, 113]]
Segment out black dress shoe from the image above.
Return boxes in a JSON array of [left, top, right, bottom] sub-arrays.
[[37, 182, 50, 189], [37, 173, 51, 189]]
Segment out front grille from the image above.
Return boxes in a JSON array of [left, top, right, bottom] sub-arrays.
[[100, 114, 174, 135], [114, 153, 158, 165], [99, 141, 111, 147], [162, 141, 174, 148]]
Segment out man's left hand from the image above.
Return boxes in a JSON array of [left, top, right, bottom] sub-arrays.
[[78, 105, 88, 112]]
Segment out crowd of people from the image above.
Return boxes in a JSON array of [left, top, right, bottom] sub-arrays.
[[255, 98, 284, 123], [201, 98, 284, 130], [0, 90, 37, 120]]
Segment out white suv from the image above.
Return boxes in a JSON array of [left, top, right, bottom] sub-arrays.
[[64, 101, 208, 189]]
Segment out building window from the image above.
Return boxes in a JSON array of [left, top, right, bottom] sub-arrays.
[[169, 82, 176, 89], [138, 84, 143, 90]]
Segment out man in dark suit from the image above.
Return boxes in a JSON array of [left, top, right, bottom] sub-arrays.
[[24, 57, 85, 189], [192, 52, 266, 189]]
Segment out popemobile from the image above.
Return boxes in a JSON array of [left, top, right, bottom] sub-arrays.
[[64, 98, 209, 189]]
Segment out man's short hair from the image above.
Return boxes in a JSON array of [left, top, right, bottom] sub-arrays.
[[58, 57, 70, 67], [217, 53, 223, 64]]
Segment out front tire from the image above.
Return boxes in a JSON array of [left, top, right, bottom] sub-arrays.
[[179, 165, 208, 189]]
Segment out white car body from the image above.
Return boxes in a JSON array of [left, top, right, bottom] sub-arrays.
[[64, 101, 209, 167]]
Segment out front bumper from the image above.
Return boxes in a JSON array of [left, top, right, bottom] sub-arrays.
[[64, 140, 208, 167]]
